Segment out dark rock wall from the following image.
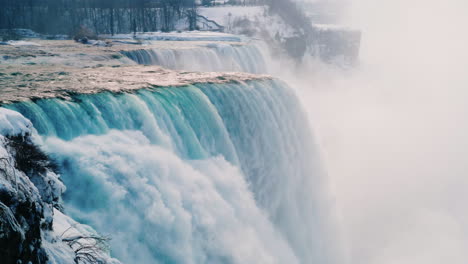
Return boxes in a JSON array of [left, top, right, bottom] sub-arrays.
[[0, 135, 62, 264]]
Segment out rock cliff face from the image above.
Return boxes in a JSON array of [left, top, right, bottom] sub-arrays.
[[0, 109, 64, 264]]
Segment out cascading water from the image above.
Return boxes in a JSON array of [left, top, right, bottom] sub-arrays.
[[121, 43, 267, 73], [5, 79, 337, 264]]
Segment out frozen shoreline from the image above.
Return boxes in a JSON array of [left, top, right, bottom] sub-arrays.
[[0, 35, 270, 104], [0, 64, 269, 104]]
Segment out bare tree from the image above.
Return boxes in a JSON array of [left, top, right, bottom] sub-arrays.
[[61, 225, 111, 264], [0, 0, 199, 35]]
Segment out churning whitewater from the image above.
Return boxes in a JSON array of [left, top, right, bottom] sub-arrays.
[[4, 79, 336, 264]]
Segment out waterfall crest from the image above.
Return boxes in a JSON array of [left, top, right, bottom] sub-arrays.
[[122, 43, 267, 73], [6, 79, 337, 264]]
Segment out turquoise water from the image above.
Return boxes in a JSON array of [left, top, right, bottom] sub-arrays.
[[6, 79, 337, 264]]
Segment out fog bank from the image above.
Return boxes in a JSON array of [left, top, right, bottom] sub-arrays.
[[292, 0, 468, 263]]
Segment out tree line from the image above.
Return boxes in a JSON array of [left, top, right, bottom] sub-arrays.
[[0, 0, 289, 36], [0, 0, 198, 35], [201, 0, 268, 6]]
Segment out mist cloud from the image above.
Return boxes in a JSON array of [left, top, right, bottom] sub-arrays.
[[288, 0, 468, 263]]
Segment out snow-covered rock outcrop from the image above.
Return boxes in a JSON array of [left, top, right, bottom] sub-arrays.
[[0, 108, 118, 264], [0, 108, 53, 263]]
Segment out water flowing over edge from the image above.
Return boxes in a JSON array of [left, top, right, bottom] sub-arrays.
[[1, 79, 339, 264], [121, 43, 267, 74]]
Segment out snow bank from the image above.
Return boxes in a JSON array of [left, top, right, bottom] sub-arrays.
[[45, 209, 121, 264], [0, 107, 32, 136], [4, 40, 41, 46]]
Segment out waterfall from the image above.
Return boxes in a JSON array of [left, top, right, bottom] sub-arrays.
[[5, 79, 337, 264], [121, 43, 267, 73]]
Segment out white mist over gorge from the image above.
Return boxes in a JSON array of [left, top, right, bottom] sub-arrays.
[[0, 0, 466, 264], [291, 0, 468, 263]]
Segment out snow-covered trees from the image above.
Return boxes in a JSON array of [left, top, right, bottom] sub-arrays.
[[0, 0, 198, 35]]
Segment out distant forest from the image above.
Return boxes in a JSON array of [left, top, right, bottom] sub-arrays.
[[0, 0, 196, 35], [2, 0, 313, 37], [0, 0, 269, 35]]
